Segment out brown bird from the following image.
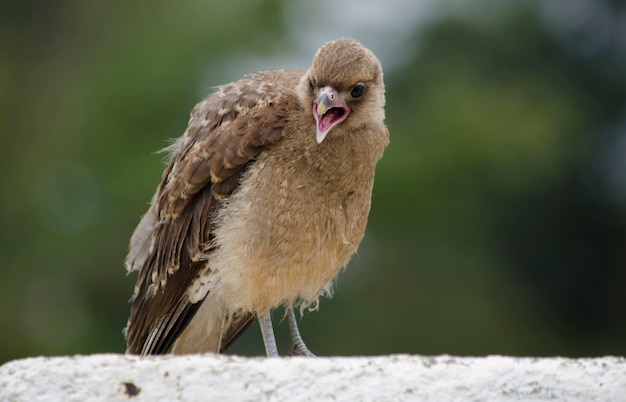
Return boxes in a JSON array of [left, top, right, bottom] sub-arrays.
[[124, 38, 388, 357]]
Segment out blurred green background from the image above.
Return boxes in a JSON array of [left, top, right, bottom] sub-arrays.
[[2, 0, 625, 363]]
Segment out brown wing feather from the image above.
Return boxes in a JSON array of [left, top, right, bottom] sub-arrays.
[[126, 73, 298, 355]]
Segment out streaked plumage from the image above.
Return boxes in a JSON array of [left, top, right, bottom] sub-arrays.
[[125, 38, 388, 356]]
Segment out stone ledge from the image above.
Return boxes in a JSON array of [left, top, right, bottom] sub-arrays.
[[1, 354, 625, 401]]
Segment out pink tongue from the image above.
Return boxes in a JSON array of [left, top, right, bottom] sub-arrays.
[[320, 109, 341, 131]]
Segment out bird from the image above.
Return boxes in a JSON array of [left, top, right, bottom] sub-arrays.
[[124, 37, 389, 357]]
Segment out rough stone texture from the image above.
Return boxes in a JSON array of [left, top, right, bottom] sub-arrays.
[[1, 354, 625, 401]]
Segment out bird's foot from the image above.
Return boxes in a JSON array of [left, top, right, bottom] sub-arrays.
[[289, 339, 316, 357], [286, 306, 316, 357]]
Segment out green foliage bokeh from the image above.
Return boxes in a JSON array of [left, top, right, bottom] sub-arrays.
[[1, 1, 625, 362]]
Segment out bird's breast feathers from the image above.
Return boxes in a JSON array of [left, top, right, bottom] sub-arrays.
[[186, 134, 379, 314]]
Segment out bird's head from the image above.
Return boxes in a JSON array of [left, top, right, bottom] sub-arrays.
[[299, 38, 385, 144]]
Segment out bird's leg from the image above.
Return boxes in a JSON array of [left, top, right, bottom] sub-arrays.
[[258, 313, 279, 357], [287, 307, 316, 357]]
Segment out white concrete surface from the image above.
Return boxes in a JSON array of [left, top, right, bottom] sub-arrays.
[[1, 354, 625, 401]]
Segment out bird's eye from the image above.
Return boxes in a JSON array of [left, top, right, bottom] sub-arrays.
[[308, 78, 315, 93], [350, 84, 365, 99]]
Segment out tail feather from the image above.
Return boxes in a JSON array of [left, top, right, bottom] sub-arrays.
[[170, 293, 254, 354]]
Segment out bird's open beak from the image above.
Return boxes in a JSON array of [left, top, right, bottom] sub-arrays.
[[313, 86, 350, 143]]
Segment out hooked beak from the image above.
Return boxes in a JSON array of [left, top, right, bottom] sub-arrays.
[[313, 86, 350, 143]]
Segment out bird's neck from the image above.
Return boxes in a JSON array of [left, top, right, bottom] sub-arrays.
[[295, 125, 386, 198]]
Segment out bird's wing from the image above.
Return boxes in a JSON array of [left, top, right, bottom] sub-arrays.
[[125, 72, 300, 355]]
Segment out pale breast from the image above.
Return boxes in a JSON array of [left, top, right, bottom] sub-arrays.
[[196, 143, 375, 315]]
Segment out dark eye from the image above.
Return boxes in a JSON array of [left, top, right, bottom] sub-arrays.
[[350, 84, 365, 99], [308, 78, 315, 93]]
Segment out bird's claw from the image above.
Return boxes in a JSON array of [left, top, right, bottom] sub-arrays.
[[289, 340, 316, 357]]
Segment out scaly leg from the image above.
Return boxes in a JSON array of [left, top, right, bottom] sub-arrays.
[[287, 307, 316, 357], [259, 313, 279, 357]]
